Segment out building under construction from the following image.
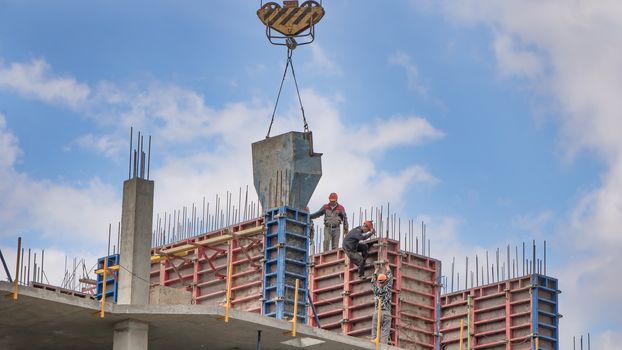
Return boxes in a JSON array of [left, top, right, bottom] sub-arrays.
[[0, 2, 561, 350]]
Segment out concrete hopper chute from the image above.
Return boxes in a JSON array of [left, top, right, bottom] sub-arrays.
[[252, 131, 322, 212]]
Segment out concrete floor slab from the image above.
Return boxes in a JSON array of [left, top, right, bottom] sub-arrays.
[[0, 282, 401, 350]]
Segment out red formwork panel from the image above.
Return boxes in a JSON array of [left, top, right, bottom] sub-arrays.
[[309, 249, 347, 332], [440, 275, 536, 350], [397, 253, 440, 350], [345, 239, 401, 343], [310, 238, 440, 348], [149, 218, 264, 312]]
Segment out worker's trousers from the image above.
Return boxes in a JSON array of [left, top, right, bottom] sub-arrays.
[[345, 243, 369, 275], [323, 225, 340, 251], [371, 309, 391, 344]]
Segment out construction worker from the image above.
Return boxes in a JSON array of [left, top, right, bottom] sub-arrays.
[[310, 193, 348, 251], [343, 220, 376, 277], [305, 206, 316, 253], [371, 261, 393, 344]]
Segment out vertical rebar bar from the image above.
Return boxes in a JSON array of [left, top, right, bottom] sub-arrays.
[[486, 250, 490, 284], [147, 135, 151, 180], [532, 240, 536, 276], [465, 256, 468, 290]]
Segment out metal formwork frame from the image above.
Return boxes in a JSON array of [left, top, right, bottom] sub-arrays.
[[96, 254, 119, 303], [435, 259, 442, 350], [308, 238, 440, 348], [263, 206, 309, 323], [440, 274, 559, 350], [148, 218, 265, 306], [309, 249, 345, 330], [397, 253, 439, 349], [531, 274, 559, 350]]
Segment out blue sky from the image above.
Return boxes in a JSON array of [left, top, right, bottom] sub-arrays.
[[1, 1, 621, 347]]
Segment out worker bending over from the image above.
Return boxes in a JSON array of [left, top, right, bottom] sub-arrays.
[[343, 220, 375, 277], [310, 192, 348, 251], [371, 261, 393, 344]]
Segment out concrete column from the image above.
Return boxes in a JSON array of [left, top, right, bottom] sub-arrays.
[[117, 178, 154, 305], [113, 319, 149, 350]]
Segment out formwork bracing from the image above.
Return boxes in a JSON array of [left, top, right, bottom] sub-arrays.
[[148, 217, 265, 312], [440, 274, 559, 350], [309, 237, 441, 349]]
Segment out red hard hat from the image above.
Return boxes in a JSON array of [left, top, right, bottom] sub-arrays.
[[329, 192, 338, 201], [363, 220, 373, 230], [377, 273, 387, 282]]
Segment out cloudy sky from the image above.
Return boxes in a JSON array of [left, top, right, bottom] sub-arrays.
[[1, 1, 621, 347]]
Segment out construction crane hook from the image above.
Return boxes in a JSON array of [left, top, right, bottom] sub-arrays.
[[257, 1, 325, 48]]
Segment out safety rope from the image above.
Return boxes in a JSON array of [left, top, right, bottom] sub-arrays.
[[266, 47, 310, 138]]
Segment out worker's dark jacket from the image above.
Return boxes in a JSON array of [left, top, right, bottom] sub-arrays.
[[371, 270, 394, 311], [343, 226, 373, 252], [311, 203, 348, 228]]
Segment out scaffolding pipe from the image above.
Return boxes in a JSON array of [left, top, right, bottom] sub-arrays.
[[459, 319, 464, 350], [291, 278, 299, 336], [0, 248, 12, 282], [13, 237, 21, 300], [225, 240, 233, 323], [375, 297, 381, 350]]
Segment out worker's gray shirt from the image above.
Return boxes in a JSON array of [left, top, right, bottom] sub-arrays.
[[310, 203, 348, 227]]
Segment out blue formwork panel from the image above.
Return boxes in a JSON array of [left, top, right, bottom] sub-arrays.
[[96, 254, 119, 303], [531, 274, 559, 350], [263, 206, 309, 324]]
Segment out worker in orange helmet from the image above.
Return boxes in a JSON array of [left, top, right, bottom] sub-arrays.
[[343, 220, 376, 277], [310, 192, 348, 251], [371, 260, 393, 344]]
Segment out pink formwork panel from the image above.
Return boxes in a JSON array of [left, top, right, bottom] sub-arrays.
[[440, 275, 555, 350], [309, 238, 440, 349], [309, 249, 347, 332], [149, 218, 265, 312], [344, 239, 400, 342], [397, 253, 440, 350]]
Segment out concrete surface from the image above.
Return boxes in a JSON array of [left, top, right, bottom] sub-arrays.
[[252, 131, 322, 211], [0, 282, 402, 350], [118, 178, 154, 305], [113, 319, 148, 350], [149, 285, 191, 305]]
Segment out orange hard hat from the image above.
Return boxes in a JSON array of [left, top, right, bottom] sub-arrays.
[[329, 192, 338, 201], [377, 273, 387, 282], [363, 220, 373, 230]]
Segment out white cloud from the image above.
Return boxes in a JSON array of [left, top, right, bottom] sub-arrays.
[[0, 116, 119, 249], [352, 115, 444, 154], [412, 1, 622, 347], [0, 59, 90, 108], [388, 51, 428, 96], [512, 210, 554, 239], [598, 330, 622, 350], [75, 133, 125, 158], [493, 33, 544, 79], [306, 44, 342, 77], [0, 114, 21, 168]]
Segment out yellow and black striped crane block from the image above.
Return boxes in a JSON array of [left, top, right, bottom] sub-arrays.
[[257, 1, 325, 37]]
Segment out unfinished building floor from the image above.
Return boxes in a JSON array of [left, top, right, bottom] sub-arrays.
[[0, 281, 401, 350]]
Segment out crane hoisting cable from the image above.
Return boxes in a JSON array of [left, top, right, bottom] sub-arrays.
[[257, 1, 325, 138]]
